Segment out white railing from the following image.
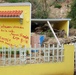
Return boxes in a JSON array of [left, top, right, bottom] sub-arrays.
[[0, 44, 64, 66]]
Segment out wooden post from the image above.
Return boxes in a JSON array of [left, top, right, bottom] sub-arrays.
[[47, 21, 61, 46]]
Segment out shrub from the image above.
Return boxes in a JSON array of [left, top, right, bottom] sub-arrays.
[[57, 0, 65, 2], [5, 0, 26, 3], [54, 3, 62, 9], [26, 50, 29, 55], [67, 0, 76, 28]]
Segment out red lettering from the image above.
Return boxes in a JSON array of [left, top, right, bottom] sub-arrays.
[[1, 25, 12, 28], [1, 29, 7, 32], [0, 36, 11, 42], [20, 38, 28, 43], [11, 33, 19, 36], [5, 42, 14, 46], [26, 40, 28, 43], [1, 29, 4, 32], [20, 38, 23, 43], [0, 40, 4, 43], [5, 42, 10, 45], [13, 26, 24, 29], [20, 33, 29, 39], [13, 36, 19, 40], [8, 30, 14, 33]]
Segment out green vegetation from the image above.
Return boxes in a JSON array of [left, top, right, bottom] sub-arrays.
[[54, 3, 62, 9], [5, 0, 19, 3], [67, 0, 76, 28], [5, 0, 26, 2], [5, 0, 49, 19], [57, 0, 66, 2], [26, 50, 29, 55], [31, 0, 49, 18]]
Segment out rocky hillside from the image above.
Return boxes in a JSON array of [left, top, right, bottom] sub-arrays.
[[31, 0, 73, 18], [0, 0, 73, 19], [49, 0, 72, 18]]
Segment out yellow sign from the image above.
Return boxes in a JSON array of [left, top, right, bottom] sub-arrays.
[[0, 3, 31, 47]]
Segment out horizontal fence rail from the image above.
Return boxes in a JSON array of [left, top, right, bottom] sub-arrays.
[[0, 44, 64, 66]]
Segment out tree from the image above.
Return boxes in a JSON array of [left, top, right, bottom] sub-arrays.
[[32, 0, 49, 18]]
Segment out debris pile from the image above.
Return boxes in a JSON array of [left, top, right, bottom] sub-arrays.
[[35, 25, 66, 38], [42, 36, 76, 46], [32, 28, 76, 46]]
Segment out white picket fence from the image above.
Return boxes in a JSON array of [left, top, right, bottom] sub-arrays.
[[0, 43, 76, 72], [0, 44, 64, 66]]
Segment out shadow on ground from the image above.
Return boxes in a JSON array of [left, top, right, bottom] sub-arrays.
[[74, 71, 76, 75]]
